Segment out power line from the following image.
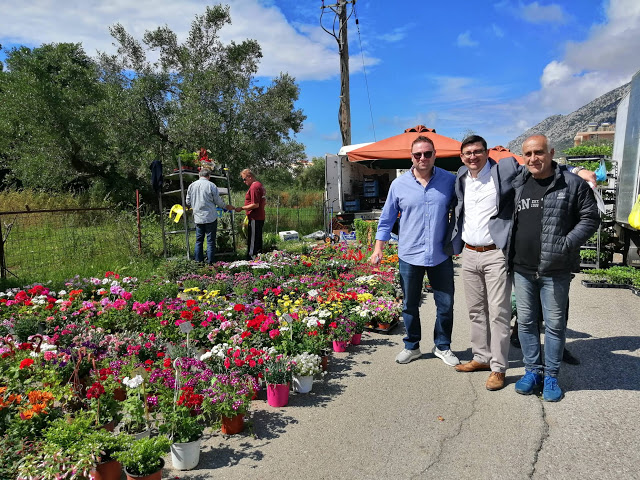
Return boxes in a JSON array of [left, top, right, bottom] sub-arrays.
[[353, 4, 376, 141]]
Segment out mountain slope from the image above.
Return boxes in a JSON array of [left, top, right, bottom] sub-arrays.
[[507, 82, 630, 154]]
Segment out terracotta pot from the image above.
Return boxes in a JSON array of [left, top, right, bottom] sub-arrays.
[[91, 459, 122, 480], [100, 419, 116, 432], [321, 355, 329, 372], [221, 413, 245, 435], [377, 322, 391, 331], [124, 458, 164, 480], [113, 387, 126, 401]]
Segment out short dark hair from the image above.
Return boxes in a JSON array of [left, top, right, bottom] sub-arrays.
[[461, 135, 487, 152], [411, 135, 435, 150]]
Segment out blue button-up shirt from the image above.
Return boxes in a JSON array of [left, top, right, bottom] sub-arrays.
[[376, 166, 456, 266]]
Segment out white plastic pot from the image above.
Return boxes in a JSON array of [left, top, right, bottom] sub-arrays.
[[292, 374, 314, 394], [170, 438, 201, 470]]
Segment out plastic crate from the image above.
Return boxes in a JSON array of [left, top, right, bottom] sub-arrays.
[[344, 199, 360, 212]]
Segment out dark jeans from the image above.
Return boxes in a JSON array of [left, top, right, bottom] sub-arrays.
[[398, 257, 455, 351], [247, 219, 264, 259], [195, 221, 217, 264]]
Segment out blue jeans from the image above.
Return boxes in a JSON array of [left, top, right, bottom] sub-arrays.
[[398, 257, 454, 351], [514, 271, 571, 377], [195, 221, 217, 264]]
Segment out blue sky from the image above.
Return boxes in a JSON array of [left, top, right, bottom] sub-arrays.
[[1, 0, 639, 158]]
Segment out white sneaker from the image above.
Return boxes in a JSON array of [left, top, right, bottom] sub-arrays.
[[395, 348, 422, 364], [432, 346, 460, 366]]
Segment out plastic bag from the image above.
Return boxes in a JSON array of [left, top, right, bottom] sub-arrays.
[[595, 158, 607, 183], [629, 195, 640, 229]]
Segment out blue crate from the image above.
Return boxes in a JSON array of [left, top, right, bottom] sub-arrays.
[[344, 199, 360, 212]]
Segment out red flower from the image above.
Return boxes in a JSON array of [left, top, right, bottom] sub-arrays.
[[19, 358, 34, 369], [186, 299, 197, 308], [234, 304, 245, 312], [241, 331, 252, 339], [86, 382, 105, 399], [163, 358, 172, 368], [180, 310, 193, 321], [329, 322, 337, 329]]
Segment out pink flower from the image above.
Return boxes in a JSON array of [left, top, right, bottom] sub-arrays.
[[269, 329, 280, 339], [122, 291, 132, 300]]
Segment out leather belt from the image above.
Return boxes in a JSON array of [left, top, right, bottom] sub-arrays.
[[465, 243, 497, 252]]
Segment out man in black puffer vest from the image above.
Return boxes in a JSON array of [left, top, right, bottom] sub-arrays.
[[509, 135, 599, 402]]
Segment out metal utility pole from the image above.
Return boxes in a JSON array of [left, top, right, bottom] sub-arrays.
[[321, 0, 355, 146]]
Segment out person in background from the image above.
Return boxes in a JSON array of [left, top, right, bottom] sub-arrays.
[[370, 135, 460, 367], [186, 168, 234, 265], [236, 169, 266, 259], [510, 135, 599, 402]]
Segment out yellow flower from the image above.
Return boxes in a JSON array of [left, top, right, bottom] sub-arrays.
[[183, 287, 201, 293]]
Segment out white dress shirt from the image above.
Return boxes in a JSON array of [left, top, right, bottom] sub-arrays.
[[461, 161, 498, 247]]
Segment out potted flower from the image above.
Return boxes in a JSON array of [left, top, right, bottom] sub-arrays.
[[291, 352, 321, 393], [88, 430, 132, 480], [158, 386, 205, 470], [112, 435, 171, 480], [327, 316, 356, 352], [121, 374, 151, 438], [263, 354, 293, 407], [202, 371, 252, 434]]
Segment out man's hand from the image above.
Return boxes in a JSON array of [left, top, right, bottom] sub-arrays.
[[225, 204, 234, 211], [369, 249, 384, 265], [235, 206, 243, 213], [577, 169, 597, 186]]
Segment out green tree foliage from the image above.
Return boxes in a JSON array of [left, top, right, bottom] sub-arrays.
[[0, 43, 129, 196], [100, 5, 306, 192], [0, 5, 306, 199], [295, 156, 325, 190]]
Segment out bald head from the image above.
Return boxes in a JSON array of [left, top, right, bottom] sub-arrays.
[[522, 135, 555, 179]]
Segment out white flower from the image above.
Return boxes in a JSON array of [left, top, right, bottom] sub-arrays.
[[57, 290, 67, 296], [307, 289, 318, 298], [200, 351, 213, 361], [123, 375, 144, 389], [101, 278, 111, 285]]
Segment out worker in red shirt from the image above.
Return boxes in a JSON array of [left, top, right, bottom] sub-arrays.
[[236, 169, 266, 259]]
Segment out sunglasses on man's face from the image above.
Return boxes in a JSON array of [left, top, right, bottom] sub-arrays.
[[412, 151, 434, 160]]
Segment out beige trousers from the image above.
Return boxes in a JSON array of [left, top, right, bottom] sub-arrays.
[[461, 247, 512, 372]]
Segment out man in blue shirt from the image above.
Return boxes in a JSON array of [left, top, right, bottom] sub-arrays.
[[186, 168, 234, 265], [370, 135, 459, 366]]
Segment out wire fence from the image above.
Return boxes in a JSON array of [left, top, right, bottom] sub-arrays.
[[0, 207, 137, 281], [0, 201, 327, 280]]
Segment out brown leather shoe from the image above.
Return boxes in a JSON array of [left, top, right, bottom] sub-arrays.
[[486, 372, 506, 391], [454, 359, 491, 372]]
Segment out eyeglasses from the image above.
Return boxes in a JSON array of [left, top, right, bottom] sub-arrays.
[[412, 151, 434, 160], [461, 150, 486, 158]]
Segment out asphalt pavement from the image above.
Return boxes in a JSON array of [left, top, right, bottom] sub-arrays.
[[164, 265, 640, 480]]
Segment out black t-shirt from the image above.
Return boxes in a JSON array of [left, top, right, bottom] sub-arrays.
[[512, 175, 553, 274]]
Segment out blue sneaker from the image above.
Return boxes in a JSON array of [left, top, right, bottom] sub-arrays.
[[515, 371, 543, 395], [543, 376, 564, 402]]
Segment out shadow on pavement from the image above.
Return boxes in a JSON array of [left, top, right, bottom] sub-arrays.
[[562, 335, 640, 391]]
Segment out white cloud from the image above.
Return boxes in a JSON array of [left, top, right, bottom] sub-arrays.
[[518, 2, 567, 24], [456, 31, 478, 47], [378, 26, 412, 43], [0, 0, 378, 81], [491, 24, 505, 37]]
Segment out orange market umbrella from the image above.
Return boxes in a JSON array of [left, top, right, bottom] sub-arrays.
[[488, 145, 524, 165], [346, 125, 463, 171]]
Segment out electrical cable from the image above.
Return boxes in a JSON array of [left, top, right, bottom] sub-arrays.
[[353, 3, 376, 141]]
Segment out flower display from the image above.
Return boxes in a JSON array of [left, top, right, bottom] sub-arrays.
[[0, 246, 401, 473]]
